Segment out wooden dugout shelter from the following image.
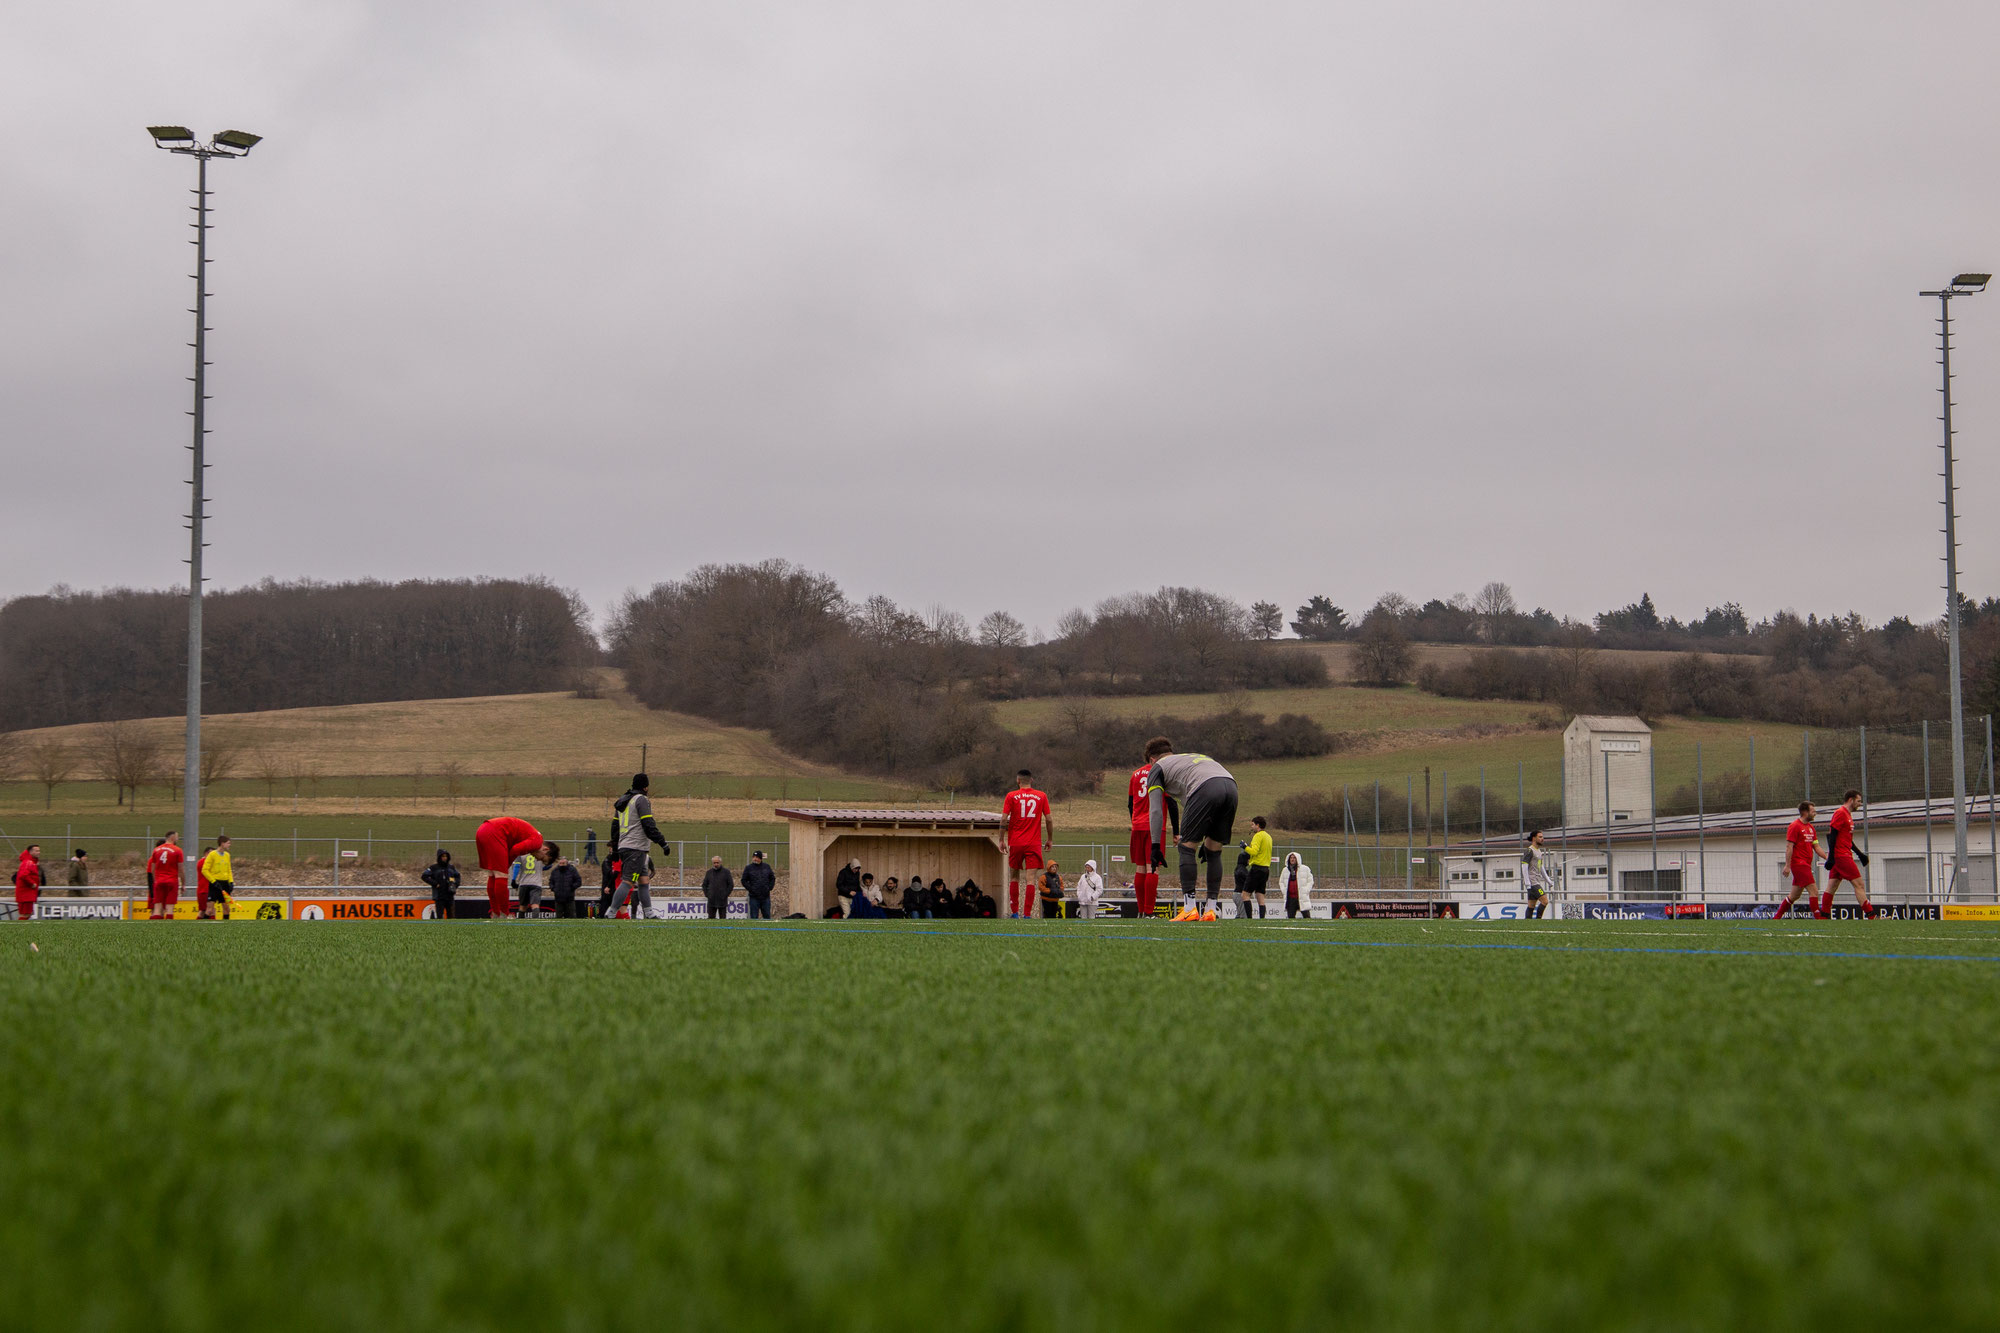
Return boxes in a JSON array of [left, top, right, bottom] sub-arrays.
[[775, 808, 1007, 916]]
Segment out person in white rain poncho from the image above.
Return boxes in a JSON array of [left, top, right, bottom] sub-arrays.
[[1073, 860, 1106, 920], [1278, 852, 1315, 919]]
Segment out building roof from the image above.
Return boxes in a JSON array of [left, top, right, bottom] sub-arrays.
[[773, 807, 1006, 827], [1566, 714, 1651, 733], [1446, 793, 2000, 853]]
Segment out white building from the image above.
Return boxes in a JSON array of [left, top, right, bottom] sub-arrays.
[[1440, 794, 2000, 903], [1562, 715, 1653, 826]]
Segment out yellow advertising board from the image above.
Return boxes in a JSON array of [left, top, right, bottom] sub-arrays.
[[1941, 904, 2000, 922], [122, 898, 290, 921]]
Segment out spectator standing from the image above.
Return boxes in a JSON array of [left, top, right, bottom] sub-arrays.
[[1039, 862, 1066, 919], [741, 851, 775, 920], [701, 856, 734, 920], [66, 849, 89, 892], [1233, 849, 1251, 921], [548, 845, 582, 918], [1074, 859, 1105, 920], [834, 860, 862, 917], [421, 850, 462, 921], [582, 828, 599, 867], [13, 845, 42, 922], [1279, 853, 1315, 919], [146, 834, 184, 921]]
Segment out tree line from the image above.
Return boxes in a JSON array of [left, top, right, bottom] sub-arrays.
[[604, 561, 1331, 794], [0, 578, 597, 731]]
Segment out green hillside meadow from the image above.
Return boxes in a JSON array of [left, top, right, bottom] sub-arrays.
[[3, 918, 1996, 1329]]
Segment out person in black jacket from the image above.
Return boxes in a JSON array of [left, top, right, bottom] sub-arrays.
[[420, 850, 461, 921], [741, 851, 776, 920], [701, 856, 734, 920], [834, 860, 862, 917], [547, 845, 583, 918]]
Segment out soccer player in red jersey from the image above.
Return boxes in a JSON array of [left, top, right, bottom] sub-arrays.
[[473, 816, 548, 919], [1822, 789, 1877, 918], [1126, 760, 1176, 918], [146, 833, 184, 921], [1772, 802, 1817, 920], [1001, 770, 1052, 919]]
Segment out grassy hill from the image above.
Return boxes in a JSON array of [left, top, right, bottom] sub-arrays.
[[2, 664, 1804, 848]]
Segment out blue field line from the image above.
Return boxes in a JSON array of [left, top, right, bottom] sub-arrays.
[[667, 920, 2000, 964]]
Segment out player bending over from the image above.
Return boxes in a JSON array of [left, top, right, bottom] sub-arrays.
[[1772, 802, 1818, 920], [1822, 789, 1877, 919], [473, 815, 548, 920], [1002, 770, 1052, 920], [1143, 738, 1239, 922], [1126, 756, 1174, 918]]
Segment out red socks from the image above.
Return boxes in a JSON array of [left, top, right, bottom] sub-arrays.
[[1772, 899, 1791, 920]]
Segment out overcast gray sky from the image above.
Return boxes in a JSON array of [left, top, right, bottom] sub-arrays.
[[6, 1, 1997, 637]]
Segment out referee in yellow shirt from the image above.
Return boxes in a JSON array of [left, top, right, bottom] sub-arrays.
[[1243, 817, 1273, 920], [201, 836, 235, 920]]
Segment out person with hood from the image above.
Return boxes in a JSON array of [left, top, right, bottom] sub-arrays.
[[1038, 862, 1066, 918], [421, 849, 462, 921], [741, 851, 776, 920], [1279, 852, 1315, 919], [13, 845, 42, 922], [1073, 859, 1106, 920], [547, 844, 583, 918], [834, 860, 862, 916], [66, 849, 90, 890], [473, 816, 547, 919], [605, 774, 673, 921], [701, 856, 734, 920]]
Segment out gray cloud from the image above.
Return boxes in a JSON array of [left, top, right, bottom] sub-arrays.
[[5, 1, 1996, 636]]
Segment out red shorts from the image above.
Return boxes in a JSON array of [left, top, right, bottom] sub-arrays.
[[1789, 864, 1816, 889], [475, 825, 512, 875], [1129, 829, 1152, 868], [1827, 854, 1862, 883], [151, 881, 180, 908], [1007, 845, 1044, 872], [14, 888, 37, 918]]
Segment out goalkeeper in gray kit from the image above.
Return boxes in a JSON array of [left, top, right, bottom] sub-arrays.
[[1142, 737, 1239, 922]]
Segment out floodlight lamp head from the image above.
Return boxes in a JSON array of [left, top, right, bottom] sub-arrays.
[[1950, 273, 1991, 293], [212, 130, 262, 156], [147, 125, 196, 147]]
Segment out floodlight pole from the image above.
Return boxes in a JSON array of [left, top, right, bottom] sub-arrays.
[[1922, 277, 1987, 900], [151, 128, 260, 878]]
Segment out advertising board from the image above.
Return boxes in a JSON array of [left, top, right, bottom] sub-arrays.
[[1328, 900, 1456, 919], [296, 899, 432, 920], [121, 899, 290, 920], [33, 900, 125, 920], [1942, 904, 2000, 921]]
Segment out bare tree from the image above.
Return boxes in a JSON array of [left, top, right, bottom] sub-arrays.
[[87, 721, 162, 807], [252, 749, 284, 804], [439, 759, 466, 812], [1353, 613, 1415, 687], [27, 740, 72, 810], [199, 739, 242, 805], [1057, 696, 1098, 741], [977, 611, 1027, 650], [410, 761, 426, 799], [497, 772, 513, 813], [1249, 601, 1284, 641], [1473, 581, 1518, 643]]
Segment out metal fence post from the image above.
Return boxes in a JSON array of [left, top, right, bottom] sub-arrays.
[[1859, 725, 1870, 860], [1696, 742, 1706, 902], [1804, 730, 1812, 806], [1749, 737, 1759, 899], [1374, 781, 1382, 895], [1478, 765, 1488, 879], [1988, 715, 1998, 897], [333, 838, 340, 889], [1924, 720, 1935, 897], [1648, 745, 1659, 899], [1405, 775, 1414, 890], [1442, 771, 1450, 847]]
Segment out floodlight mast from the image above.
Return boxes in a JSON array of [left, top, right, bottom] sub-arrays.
[[148, 127, 260, 886], [1918, 272, 1989, 901]]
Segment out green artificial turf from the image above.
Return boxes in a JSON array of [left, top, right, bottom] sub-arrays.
[[3, 920, 1997, 1330]]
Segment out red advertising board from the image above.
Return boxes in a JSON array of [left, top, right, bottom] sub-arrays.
[[295, 899, 434, 921]]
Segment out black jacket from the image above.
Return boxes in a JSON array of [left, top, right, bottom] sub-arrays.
[[548, 862, 582, 896], [742, 861, 776, 897], [701, 866, 735, 898], [421, 861, 461, 893], [835, 865, 862, 899]]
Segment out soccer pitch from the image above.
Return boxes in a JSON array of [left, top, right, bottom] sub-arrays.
[[5, 921, 1997, 1330]]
